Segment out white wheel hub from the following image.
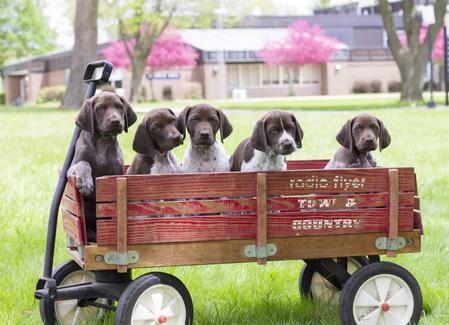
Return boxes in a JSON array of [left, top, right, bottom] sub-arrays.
[[54, 270, 108, 324], [131, 284, 186, 325], [353, 274, 414, 325], [311, 258, 362, 304]]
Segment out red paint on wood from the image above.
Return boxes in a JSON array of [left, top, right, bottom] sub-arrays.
[[61, 209, 83, 245], [287, 160, 329, 170], [96, 172, 257, 202], [96, 207, 414, 246]]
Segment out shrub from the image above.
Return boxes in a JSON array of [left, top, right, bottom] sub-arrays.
[[352, 81, 370, 93], [423, 81, 439, 91], [0, 92, 4, 105], [162, 86, 173, 100], [370, 80, 382, 93], [38, 85, 66, 103], [388, 81, 401, 92]]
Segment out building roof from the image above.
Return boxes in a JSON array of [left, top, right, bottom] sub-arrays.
[[180, 28, 348, 52]]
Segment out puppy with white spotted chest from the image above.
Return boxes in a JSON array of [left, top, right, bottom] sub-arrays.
[[230, 111, 304, 172], [177, 104, 233, 173], [127, 109, 183, 175], [325, 113, 391, 169]]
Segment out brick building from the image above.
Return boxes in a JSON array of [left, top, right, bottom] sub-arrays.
[[1, 14, 404, 105]]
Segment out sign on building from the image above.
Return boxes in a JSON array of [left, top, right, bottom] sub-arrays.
[[147, 72, 181, 80]]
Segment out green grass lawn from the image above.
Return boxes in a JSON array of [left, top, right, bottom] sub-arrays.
[[0, 104, 448, 324]]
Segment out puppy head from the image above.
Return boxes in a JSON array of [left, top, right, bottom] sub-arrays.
[[133, 108, 183, 156], [76, 91, 137, 136], [176, 104, 233, 147], [251, 111, 303, 155], [336, 113, 391, 153]]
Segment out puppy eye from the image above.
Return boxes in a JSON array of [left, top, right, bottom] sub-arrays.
[[370, 123, 378, 129], [151, 123, 163, 129]]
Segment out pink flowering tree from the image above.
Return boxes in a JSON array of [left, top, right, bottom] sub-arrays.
[[259, 20, 340, 95], [102, 28, 198, 100]]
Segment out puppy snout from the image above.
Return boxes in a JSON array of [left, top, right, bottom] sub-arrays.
[[110, 118, 121, 126], [281, 140, 294, 150], [199, 129, 211, 138], [169, 132, 183, 145], [364, 138, 374, 146]]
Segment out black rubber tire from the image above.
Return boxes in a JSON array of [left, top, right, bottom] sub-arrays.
[[39, 259, 110, 324], [339, 261, 422, 325], [115, 272, 193, 325], [299, 256, 369, 299]]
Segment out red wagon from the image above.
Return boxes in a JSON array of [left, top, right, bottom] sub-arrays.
[[42, 159, 423, 324], [34, 61, 423, 325]]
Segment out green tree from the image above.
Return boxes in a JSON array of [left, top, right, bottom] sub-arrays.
[[0, 0, 55, 67]]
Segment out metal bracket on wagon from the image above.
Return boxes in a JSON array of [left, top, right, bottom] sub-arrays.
[[244, 244, 277, 259], [375, 237, 406, 251], [99, 250, 140, 266]]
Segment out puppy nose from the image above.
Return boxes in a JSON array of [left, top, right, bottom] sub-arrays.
[[169, 133, 183, 143], [110, 118, 121, 126], [365, 138, 374, 145], [281, 140, 293, 149], [199, 130, 210, 138]]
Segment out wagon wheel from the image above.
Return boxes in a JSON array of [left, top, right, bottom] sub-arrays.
[[299, 256, 368, 304], [339, 261, 422, 325], [39, 259, 111, 324], [115, 272, 193, 325]]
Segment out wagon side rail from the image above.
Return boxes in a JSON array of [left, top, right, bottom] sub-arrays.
[[74, 165, 422, 271]]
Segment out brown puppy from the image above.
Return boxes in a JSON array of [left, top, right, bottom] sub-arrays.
[[325, 113, 391, 169], [67, 91, 137, 240], [230, 111, 303, 171], [127, 109, 183, 175], [177, 104, 233, 172]]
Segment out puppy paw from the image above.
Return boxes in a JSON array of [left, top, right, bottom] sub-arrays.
[[75, 174, 94, 196]]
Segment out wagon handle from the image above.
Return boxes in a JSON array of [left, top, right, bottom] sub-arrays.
[[41, 61, 114, 280]]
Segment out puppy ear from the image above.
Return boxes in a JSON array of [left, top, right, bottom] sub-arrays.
[[377, 119, 391, 151], [250, 119, 268, 153], [132, 118, 156, 156], [167, 108, 176, 117], [290, 114, 304, 148], [336, 119, 354, 152], [76, 98, 95, 134], [217, 109, 233, 142], [176, 106, 191, 139], [119, 96, 137, 133]]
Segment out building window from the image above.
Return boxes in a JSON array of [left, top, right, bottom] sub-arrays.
[[262, 65, 280, 84], [301, 64, 320, 85], [282, 66, 300, 84], [227, 65, 239, 87], [241, 64, 259, 86]]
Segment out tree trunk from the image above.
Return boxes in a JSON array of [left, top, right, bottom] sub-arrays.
[[399, 56, 427, 101], [378, 0, 447, 102], [129, 58, 146, 102], [62, 0, 98, 109], [287, 66, 294, 96], [148, 69, 157, 101]]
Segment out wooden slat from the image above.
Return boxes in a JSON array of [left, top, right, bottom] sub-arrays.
[[96, 172, 257, 202], [61, 195, 81, 217], [266, 168, 415, 196], [82, 230, 421, 271], [256, 173, 267, 265], [287, 159, 329, 170], [64, 177, 78, 200], [116, 178, 128, 273], [95, 192, 415, 219], [269, 207, 413, 238], [61, 209, 83, 245], [97, 215, 257, 246], [96, 207, 414, 246], [387, 169, 399, 257], [97, 198, 257, 218], [268, 192, 414, 212]]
